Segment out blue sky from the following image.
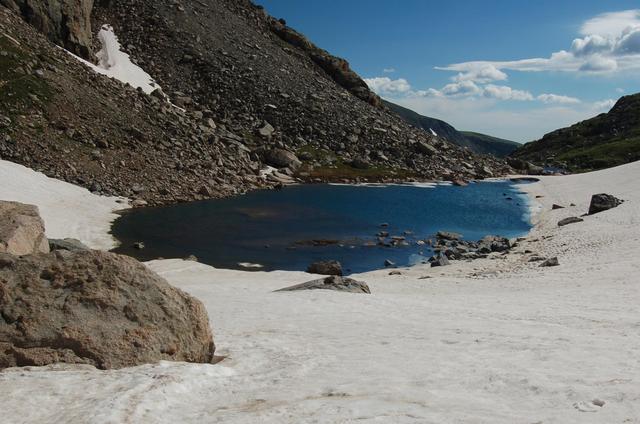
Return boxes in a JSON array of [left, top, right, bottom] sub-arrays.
[[256, 1, 640, 142]]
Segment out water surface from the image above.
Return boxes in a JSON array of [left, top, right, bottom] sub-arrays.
[[112, 181, 531, 274]]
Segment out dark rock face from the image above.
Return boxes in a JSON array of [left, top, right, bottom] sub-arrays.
[[588, 193, 623, 215], [275, 275, 370, 294], [558, 217, 584, 227], [2, 0, 94, 58], [307, 260, 342, 276], [0, 250, 215, 370]]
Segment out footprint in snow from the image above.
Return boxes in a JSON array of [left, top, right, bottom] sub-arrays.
[[573, 399, 605, 412]]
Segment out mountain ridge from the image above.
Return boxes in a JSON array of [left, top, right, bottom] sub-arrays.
[[512, 93, 640, 172], [383, 100, 520, 158]]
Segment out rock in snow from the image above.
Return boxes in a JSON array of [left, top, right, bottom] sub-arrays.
[[588, 193, 623, 215], [558, 217, 584, 227], [275, 275, 370, 294], [0, 201, 49, 256], [0, 250, 215, 370]]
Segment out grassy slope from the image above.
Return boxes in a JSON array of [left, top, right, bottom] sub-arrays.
[[512, 94, 640, 172]]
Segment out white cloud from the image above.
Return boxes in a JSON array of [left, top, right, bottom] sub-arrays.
[[441, 80, 483, 97], [483, 84, 533, 101], [537, 93, 581, 104], [580, 10, 640, 38], [592, 99, 616, 111], [383, 68, 396, 73], [438, 9, 640, 76], [452, 64, 508, 83], [364, 77, 411, 95]]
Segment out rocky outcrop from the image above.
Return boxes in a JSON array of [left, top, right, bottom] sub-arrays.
[[306, 260, 342, 276], [1, 0, 94, 58], [588, 193, 623, 215], [0, 249, 215, 369], [0, 201, 49, 256], [276, 275, 370, 294]]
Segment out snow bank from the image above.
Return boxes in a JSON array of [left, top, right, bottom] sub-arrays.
[[0, 159, 126, 249], [1, 161, 640, 423], [67, 25, 160, 94]]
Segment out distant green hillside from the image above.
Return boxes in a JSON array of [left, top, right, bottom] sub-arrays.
[[512, 93, 640, 172], [384, 100, 519, 158], [460, 132, 521, 158]]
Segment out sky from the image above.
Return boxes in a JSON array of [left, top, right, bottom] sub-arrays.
[[255, 1, 640, 142]]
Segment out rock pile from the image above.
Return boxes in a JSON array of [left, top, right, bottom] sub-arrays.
[[276, 275, 370, 294]]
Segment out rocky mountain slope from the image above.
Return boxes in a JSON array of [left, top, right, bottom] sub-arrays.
[[512, 94, 640, 172], [384, 100, 520, 158], [1, 0, 511, 206]]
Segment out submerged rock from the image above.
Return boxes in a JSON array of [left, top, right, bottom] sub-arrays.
[[307, 260, 343, 276], [275, 275, 370, 294], [0, 201, 49, 256], [588, 193, 623, 215], [0, 250, 215, 370]]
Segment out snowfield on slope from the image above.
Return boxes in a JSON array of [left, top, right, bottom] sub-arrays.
[[0, 160, 639, 423]]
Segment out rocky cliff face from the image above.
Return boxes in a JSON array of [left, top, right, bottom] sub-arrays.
[[1, 0, 94, 57]]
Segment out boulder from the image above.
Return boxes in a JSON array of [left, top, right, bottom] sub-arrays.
[[257, 122, 275, 138], [414, 141, 438, 156], [430, 255, 450, 267], [0, 201, 49, 256], [558, 217, 584, 227], [263, 148, 301, 169], [436, 231, 462, 241], [588, 193, 623, 215], [539, 257, 559, 267], [275, 275, 370, 294], [307, 260, 343, 276], [48, 238, 90, 252], [478, 235, 511, 252], [0, 250, 215, 370]]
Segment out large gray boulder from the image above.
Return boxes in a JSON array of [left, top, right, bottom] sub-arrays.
[[275, 275, 370, 294], [0, 250, 215, 370], [263, 148, 302, 169], [588, 193, 623, 215], [0, 201, 49, 256]]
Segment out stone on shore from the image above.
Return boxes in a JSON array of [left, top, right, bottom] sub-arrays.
[[307, 260, 343, 276], [0, 201, 49, 256], [539, 257, 560, 267], [48, 238, 90, 252], [275, 275, 370, 294]]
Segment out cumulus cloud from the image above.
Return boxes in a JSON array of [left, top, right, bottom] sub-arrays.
[[364, 77, 411, 95], [483, 84, 533, 101], [452, 64, 508, 83], [592, 99, 616, 111], [441, 80, 483, 97], [537, 94, 581, 104], [438, 9, 640, 76]]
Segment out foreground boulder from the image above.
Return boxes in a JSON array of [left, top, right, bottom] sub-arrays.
[[588, 193, 623, 215], [275, 276, 370, 294], [263, 148, 302, 170], [307, 260, 343, 276], [0, 201, 49, 256], [0, 250, 215, 370]]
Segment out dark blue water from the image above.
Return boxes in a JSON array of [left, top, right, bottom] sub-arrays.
[[111, 181, 531, 274]]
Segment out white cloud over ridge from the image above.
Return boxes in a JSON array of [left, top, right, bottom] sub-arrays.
[[440, 9, 640, 76]]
